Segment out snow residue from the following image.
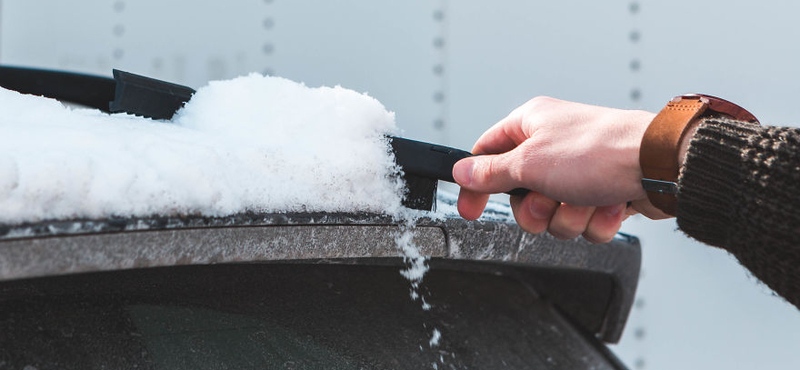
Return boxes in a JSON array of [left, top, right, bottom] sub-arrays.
[[396, 224, 434, 312], [429, 328, 441, 347], [397, 229, 429, 282], [433, 188, 515, 222], [0, 74, 405, 223]]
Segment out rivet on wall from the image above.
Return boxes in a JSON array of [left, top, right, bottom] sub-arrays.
[[262, 0, 274, 75], [629, 2, 642, 104], [113, 24, 125, 37], [629, 30, 641, 43], [629, 2, 640, 14], [629, 3, 646, 369], [112, 1, 126, 61], [432, 1, 449, 138], [113, 1, 125, 13], [630, 88, 642, 101], [629, 58, 641, 72]]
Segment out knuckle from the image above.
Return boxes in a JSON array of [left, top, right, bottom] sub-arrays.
[[517, 148, 540, 181], [526, 218, 549, 234], [526, 96, 564, 112], [486, 155, 515, 183], [528, 95, 555, 106], [473, 157, 497, 185], [548, 223, 582, 240], [549, 206, 592, 239], [582, 229, 613, 244], [561, 225, 584, 239]]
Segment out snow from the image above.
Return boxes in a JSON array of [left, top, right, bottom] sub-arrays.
[[0, 73, 521, 353], [0, 73, 405, 223], [0, 72, 448, 346], [429, 328, 441, 347], [397, 229, 429, 282]]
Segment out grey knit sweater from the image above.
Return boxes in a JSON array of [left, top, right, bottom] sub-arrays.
[[677, 118, 800, 309]]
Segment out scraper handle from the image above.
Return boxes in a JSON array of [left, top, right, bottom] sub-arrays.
[[0, 65, 116, 111], [388, 136, 529, 197]]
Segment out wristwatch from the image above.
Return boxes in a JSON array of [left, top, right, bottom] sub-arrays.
[[639, 94, 759, 216]]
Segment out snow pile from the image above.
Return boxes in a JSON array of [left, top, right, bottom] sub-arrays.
[[0, 72, 459, 357], [0, 74, 405, 223]]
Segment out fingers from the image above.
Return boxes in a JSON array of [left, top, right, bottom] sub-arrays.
[[471, 113, 526, 155], [582, 203, 626, 243], [509, 192, 559, 234], [629, 198, 672, 220], [508, 197, 627, 243], [471, 96, 559, 155], [452, 148, 527, 194], [454, 105, 532, 220], [457, 188, 490, 220], [548, 204, 595, 240]]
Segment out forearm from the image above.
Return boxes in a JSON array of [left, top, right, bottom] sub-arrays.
[[676, 118, 800, 308]]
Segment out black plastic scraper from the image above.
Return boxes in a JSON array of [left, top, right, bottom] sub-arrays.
[[0, 66, 527, 211], [108, 69, 195, 120]]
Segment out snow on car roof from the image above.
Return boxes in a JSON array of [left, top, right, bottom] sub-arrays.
[[0, 73, 406, 224]]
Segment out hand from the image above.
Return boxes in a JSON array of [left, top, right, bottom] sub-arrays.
[[453, 96, 671, 243]]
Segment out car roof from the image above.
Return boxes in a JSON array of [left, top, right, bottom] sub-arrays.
[[0, 197, 640, 343]]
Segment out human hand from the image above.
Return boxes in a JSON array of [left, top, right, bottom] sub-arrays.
[[453, 96, 671, 243]]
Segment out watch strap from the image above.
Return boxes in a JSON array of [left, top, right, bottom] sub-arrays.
[[639, 97, 708, 216]]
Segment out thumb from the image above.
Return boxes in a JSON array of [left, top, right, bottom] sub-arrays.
[[452, 150, 526, 194]]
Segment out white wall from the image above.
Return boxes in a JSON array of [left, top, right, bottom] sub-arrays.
[[2, 1, 799, 368]]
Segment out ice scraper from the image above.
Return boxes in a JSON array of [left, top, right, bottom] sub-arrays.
[[0, 65, 526, 210]]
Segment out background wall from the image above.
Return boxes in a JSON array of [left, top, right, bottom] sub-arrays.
[[2, 1, 799, 368]]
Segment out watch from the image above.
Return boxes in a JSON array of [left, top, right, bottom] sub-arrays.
[[639, 94, 759, 216]]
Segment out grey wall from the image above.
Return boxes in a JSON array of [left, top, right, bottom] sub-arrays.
[[2, 1, 799, 369]]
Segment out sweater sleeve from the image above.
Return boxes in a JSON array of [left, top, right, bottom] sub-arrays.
[[676, 117, 800, 309]]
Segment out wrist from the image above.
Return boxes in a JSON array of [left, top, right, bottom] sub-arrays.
[[677, 118, 702, 169], [627, 110, 657, 199], [639, 94, 759, 217], [625, 109, 676, 220]]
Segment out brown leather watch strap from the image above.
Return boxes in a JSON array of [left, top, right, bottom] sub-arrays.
[[639, 97, 708, 216], [639, 94, 759, 216]]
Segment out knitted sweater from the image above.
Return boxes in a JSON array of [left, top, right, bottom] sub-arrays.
[[677, 118, 800, 309]]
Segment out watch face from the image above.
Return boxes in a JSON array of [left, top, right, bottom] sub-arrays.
[[679, 94, 759, 123]]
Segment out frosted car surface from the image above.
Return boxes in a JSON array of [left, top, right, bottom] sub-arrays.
[[0, 197, 639, 370]]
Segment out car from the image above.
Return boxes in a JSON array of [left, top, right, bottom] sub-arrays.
[[0, 193, 640, 370]]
